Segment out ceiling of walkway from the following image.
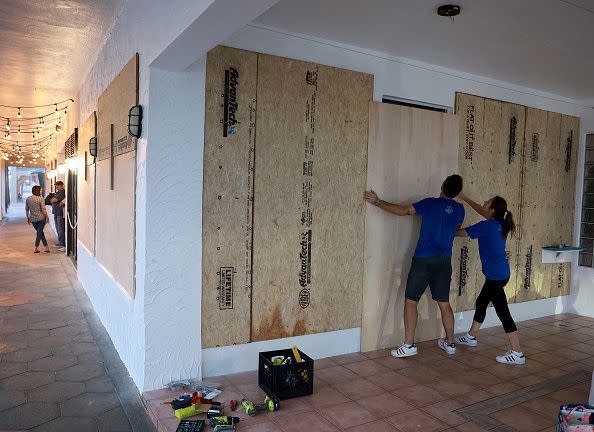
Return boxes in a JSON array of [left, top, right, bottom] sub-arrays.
[[0, 0, 121, 110], [0, 0, 121, 164], [255, 0, 594, 105]]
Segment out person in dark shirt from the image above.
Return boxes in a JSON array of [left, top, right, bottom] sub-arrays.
[[365, 175, 464, 358], [50, 181, 66, 250], [455, 193, 525, 365]]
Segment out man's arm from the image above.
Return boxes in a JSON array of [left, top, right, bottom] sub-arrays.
[[364, 190, 416, 216], [25, 200, 30, 224], [458, 192, 490, 219]]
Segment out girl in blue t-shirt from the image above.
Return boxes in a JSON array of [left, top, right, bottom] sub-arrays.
[[454, 193, 525, 365]]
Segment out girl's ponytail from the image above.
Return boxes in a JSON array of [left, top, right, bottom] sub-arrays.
[[491, 196, 515, 238]]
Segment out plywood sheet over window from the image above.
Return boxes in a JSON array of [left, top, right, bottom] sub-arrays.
[[202, 47, 257, 348], [77, 112, 96, 254], [96, 54, 139, 298], [517, 110, 579, 301], [455, 93, 579, 307], [361, 103, 459, 352], [250, 54, 372, 342], [202, 46, 372, 347]]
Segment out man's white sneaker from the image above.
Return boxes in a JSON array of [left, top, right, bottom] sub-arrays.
[[438, 338, 456, 355], [456, 333, 478, 347], [391, 343, 417, 358], [496, 350, 526, 365]]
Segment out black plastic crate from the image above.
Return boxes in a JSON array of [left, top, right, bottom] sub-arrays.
[[258, 348, 314, 400]]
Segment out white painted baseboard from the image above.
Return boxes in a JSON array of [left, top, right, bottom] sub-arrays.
[[202, 327, 361, 378]]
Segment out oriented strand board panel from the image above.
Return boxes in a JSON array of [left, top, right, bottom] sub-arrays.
[[251, 54, 373, 341], [453, 94, 525, 310], [361, 102, 459, 352], [202, 47, 257, 347], [451, 93, 485, 312], [77, 112, 97, 254], [481, 99, 525, 302], [96, 54, 139, 297]]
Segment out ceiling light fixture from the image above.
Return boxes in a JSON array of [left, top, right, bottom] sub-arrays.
[[437, 4, 461, 18]]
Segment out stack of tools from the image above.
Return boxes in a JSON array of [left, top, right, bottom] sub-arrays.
[[209, 416, 240, 432], [175, 419, 205, 432], [167, 391, 225, 420]]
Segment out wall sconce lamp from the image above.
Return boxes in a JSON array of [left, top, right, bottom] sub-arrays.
[[89, 137, 97, 157], [128, 105, 143, 138]]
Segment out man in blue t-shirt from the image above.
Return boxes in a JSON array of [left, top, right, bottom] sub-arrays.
[[364, 175, 464, 358]]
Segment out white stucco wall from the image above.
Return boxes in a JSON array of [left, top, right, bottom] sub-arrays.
[[76, 0, 220, 391]]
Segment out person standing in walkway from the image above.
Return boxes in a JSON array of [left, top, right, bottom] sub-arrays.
[[50, 180, 66, 251], [454, 193, 525, 365], [364, 174, 465, 358], [25, 185, 50, 253]]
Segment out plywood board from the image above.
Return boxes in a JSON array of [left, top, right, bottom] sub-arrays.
[[202, 47, 257, 348], [451, 93, 484, 312], [96, 54, 139, 297], [250, 54, 373, 341], [516, 110, 562, 302], [361, 102, 459, 352], [77, 112, 96, 254], [482, 99, 525, 302]]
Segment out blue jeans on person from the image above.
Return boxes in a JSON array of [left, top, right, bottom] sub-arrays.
[[54, 215, 65, 247], [32, 220, 48, 248]]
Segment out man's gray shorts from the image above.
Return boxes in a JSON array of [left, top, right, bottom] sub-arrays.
[[404, 255, 452, 302]]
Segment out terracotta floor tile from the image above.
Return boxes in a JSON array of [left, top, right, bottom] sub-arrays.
[[374, 355, 414, 371], [386, 408, 448, 432], [332, 377, 384, 400], [433, 377, 478, 397], [302, 386, 350, 408], [366, 370, 418, 391], [546, 383, 590, 403], [485, 381, 522, 396], [354, 392, 415, 417], [396, 384, 448, 406], [343, 359, 390, 377], [242, 420, 284, 432], [454, 421, 491, 432], [315, 366, 357, 385], [455, 389, 496, 406], [362, 349, 391, 360], [422, 399, 466, 426], [320, 401, 377, 429], [331, 353, 367, 365], [394, 366, 441, 385], [314, 357, 339, 370], [274, 410, 338, 432], [490, 405, 553, 431], [344, 419, 397, 432], [520, 394, 563, 417]]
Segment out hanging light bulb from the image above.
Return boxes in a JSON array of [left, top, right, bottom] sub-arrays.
[[5, 120, 9, 131], [55, 104, 58, 112], [6, 132, 11, 140], [17, 127, 20, 135], [17, 108, 21, 118]]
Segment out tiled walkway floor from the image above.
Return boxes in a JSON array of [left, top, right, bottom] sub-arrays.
[[146, 314, 594, 432], [0, 204, 154, 431]]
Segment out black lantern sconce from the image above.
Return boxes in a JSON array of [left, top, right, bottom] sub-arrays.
[[89, 137, 97, 157], [128, 105, 143, 138]]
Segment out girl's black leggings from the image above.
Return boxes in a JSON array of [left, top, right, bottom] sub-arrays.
[[473, 278, 517, 333]]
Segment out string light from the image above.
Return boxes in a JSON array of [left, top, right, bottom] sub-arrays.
[[17, 108, 21, 118]]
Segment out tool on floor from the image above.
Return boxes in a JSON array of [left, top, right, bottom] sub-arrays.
[[241, 395, 280, 416], [208, 416, 240, 428], [206, 405, 224, 417], [175, 405, 202, 419], [213, 426, 236, 432], [229, 399, 238, 411], [175, 419, 205, 432]]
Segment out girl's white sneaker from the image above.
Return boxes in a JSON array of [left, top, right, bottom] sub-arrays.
[[496, 350, 526, 365], [456, 333, 478, 347]]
